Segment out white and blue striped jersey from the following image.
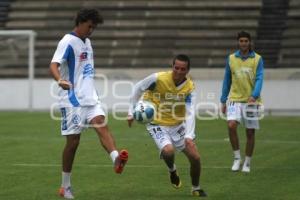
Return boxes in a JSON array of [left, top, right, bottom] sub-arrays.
[[51, 33, 99, 108]]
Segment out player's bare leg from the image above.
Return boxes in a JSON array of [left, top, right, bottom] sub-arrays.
[[161, 144, 176, 169], [63, 134, 81, 172], [183, 139, 207, 197], [228, 120, 241, 171], [90, 115, 128, 174], [228, 120, 239, 150], [161, 144, 181, 188], [245, 128, 255, 156], [90, 115, 116, 153], [59, 134, 80, 199], [242, 128, 255, 173], [183, 139, 200, 187]]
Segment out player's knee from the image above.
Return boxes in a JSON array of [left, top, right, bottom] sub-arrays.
[[189, 151, 200, 163], [185, 139, 198, 152], [91, 115, 106, 126], [184, 140, 200, 162], [162, 145, 175, 157], [185, 138, 195, 148], [228, 121, 238, 129]]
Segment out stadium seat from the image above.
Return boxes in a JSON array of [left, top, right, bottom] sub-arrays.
[[278, 0, 300, 69], [1, 0, 299, 77]]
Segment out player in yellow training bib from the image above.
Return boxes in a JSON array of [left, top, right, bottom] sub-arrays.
[[220, 31, 264, 173], [128, 54, 207, 197]]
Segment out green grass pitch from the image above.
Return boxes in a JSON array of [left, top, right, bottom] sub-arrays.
[[0, 112, 299, 200]]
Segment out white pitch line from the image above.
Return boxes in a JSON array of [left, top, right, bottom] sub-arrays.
[[201, 139, 300, 144], [11, 163, 159, 168], [221, 138, 300, 144], [0, 136, 299, 144], [10, 163, 299, 170]]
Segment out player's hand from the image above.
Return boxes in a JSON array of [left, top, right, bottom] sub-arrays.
[[248, 96, 256, 103], [127, 115, 134, 127], [221, 103, 226, 114], [58, 79, 72, 90]]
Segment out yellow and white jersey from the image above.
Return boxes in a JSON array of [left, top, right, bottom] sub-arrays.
[[129, 71, 196, 131], [220, 50, 264, 104]]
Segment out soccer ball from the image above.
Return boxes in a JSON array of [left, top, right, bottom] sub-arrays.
[[133, 101, 156, 123]]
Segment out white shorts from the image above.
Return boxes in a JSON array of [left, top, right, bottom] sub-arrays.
[[60, 103, 106, 135], [226, 102, 260, 129], [146, 122, 192, 154]]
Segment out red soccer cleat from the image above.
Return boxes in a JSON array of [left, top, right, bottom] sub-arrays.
[[58, 186, 74, 199], [114, 149, 128, 174]]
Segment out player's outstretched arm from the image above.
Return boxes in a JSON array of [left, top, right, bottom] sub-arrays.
[[128, 73, 157, 127]]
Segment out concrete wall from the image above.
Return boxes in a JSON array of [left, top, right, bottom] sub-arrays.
[[1, 79, 299, 115]]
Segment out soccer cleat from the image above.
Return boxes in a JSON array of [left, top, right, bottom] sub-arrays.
[[192, 189, 208, 197], [58, 187, 74, 199], [242, 163, 251, 173], [114, 149, 128, 174], [169, 170, 182, 189], [231, 158, 241, 172]]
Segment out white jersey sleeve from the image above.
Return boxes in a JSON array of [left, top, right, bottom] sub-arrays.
[[128, 73, 158, 115], [185, 91, 196, 140], [51, 38, 70, 64]]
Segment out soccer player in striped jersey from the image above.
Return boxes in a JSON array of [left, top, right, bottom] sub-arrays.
[[128, 54, 207, 197], [220, 31, 264, 173], [50, 8, 128, 199]]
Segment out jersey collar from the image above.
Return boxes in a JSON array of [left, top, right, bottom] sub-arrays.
[[234, 50, 255, 59], [69, 32, 86, 43]]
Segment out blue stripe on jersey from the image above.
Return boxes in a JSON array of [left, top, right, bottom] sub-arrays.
[[185, 93, 192, 104], [61, 108, 67, 130], [64, 45, 80, 107], [251, 57, 264, 99], [220, 57, 232, 103]]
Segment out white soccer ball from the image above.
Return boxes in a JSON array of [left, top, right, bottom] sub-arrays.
[[133, 101, 156, 123]]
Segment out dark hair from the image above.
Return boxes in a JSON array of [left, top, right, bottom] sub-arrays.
[[173, 54, 190, 70], [75, 8, 103, 26], [237, 31, 251, 41]]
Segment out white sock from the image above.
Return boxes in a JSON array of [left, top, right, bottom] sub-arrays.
[[233, 150, 241, 160], [61, 172, 71, 188], [192, 185, 201, 191], [110, 150, 119, 163], [244, 156, 251, 165], [168, 164, 176, 172]]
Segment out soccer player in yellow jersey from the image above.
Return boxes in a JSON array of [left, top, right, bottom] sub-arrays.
[[220, 31, 264, 173], [127, 54, 207, 197]]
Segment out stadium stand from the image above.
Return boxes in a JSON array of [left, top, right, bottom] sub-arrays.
[[278, 0, 300, 70], [1, 0, 260, 77], [255, 0, 289, 68], [0, 0, 299, 77], [0, 0, 11, 28]]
